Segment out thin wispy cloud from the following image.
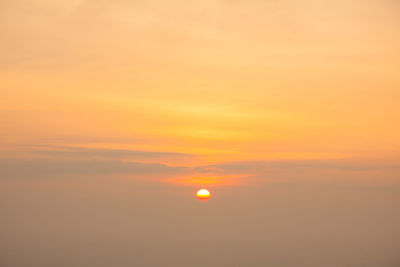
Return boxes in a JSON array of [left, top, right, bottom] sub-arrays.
[[31, 146, 195, 160]]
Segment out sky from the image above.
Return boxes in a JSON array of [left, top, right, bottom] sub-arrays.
[[1, 0, 400, 266]]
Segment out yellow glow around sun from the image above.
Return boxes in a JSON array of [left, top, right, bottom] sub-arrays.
[[196, 189, 211, 201]]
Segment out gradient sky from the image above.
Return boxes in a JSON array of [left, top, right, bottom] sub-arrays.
[[1, 0, 400, 266]]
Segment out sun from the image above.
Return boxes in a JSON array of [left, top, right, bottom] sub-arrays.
[[196, 189, 211, 201]]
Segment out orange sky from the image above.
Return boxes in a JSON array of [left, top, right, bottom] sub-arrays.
[[1, 0, 399, 167]]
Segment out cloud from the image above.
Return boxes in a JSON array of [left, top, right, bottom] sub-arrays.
[[2, 146, 399, 186], [0, 146, 191, 179], [1, 158, 186, 179], [193, 158, 400, 187], [30, 146, 194, 160], [196, 158, 400, 174]]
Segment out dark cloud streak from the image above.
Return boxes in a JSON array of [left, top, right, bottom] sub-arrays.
[[31, 146, 194, 160], [0, 158, 186, 179]]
